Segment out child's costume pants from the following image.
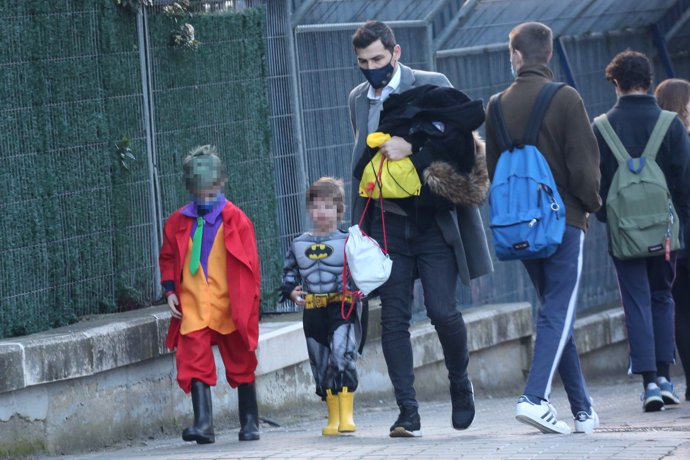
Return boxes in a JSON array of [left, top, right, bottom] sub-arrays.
[[176, 327, 257, 393], [303, 302, 359, 399]]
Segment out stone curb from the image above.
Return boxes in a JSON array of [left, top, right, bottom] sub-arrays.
[[0, 302, 628, 457]]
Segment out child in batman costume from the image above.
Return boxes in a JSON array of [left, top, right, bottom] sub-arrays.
[[159, 145, 261, 444], [281, 177, 364, 435]]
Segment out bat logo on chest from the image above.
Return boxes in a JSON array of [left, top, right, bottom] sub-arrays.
[[305, 243, 334, 260]]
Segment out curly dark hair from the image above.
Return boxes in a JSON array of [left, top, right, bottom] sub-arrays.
[[605, 50, 652, 92]]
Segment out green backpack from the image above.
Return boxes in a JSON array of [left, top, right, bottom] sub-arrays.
[[593, 110, 680, 260]]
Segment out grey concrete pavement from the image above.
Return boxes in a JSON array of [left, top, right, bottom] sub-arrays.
[[34, 376, 690, 460]]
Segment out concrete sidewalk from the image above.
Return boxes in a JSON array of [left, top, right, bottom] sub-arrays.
[[38, 376, 690, 460]]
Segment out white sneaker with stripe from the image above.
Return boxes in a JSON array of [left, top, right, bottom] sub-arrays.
[[574, 408, 599, 433], [515, 395, 571, 434]]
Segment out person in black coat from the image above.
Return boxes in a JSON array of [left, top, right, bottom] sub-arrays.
[[593, 51, 690, 412]]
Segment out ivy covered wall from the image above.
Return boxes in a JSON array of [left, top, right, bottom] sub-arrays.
[[0, 1, 279, 339]]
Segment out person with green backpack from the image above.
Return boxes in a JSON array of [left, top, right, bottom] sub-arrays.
[[593, 50, 690, 412]]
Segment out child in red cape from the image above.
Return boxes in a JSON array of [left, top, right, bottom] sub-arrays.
[[159, 145, 261, 444]]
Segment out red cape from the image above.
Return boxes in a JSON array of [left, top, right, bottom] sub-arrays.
[[160, 201, 261, 351]]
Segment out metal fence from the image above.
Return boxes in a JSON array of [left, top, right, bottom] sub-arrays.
[[3, 1, 688, 335], [260, 0, 690, 315]]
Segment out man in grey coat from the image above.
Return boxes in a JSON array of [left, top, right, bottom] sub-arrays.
[[347, 20, 493, 438]]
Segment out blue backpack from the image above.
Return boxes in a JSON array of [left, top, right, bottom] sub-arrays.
[[488, 83, 566, 261]]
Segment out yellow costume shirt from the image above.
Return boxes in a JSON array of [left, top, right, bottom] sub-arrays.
[[179, 223, 236, 335]]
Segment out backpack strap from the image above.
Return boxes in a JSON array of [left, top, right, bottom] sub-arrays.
[[593, 114, 631, 166], [488, 93, 513, 152], [641, 110, 677, 161], [490, 82, 565, 151], [522, 82, 566, 146]]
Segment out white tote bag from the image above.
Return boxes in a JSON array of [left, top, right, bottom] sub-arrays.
[[345, 224, 392, 296]]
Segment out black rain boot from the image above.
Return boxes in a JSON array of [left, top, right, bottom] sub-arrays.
[[238, 382, 260, 441], [182, 379, 215, 444]]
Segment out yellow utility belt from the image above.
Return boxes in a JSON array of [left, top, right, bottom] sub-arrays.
[[304, 293, 354, 309]]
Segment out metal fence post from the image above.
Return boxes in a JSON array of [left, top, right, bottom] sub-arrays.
[[287, 1, 310, 229], [137, 6, 162, 299]]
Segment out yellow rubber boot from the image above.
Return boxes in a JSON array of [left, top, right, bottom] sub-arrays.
[[338, 387, 356, 433], [322, 389, 340, 436]]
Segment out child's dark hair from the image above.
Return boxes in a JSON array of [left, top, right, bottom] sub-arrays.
[[605, 50, 652, 92], [307, 177, 346, 218]]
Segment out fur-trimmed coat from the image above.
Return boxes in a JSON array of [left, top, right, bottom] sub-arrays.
[[353, 84, 489, 209], [424, 131, 489, 207], [348, 64, 493, 286]]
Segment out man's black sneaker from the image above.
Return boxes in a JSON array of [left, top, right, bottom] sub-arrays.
[[450, 379, 475, 430], [389, 406, 422, 437]]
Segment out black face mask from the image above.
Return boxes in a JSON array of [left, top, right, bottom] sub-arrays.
[[360, 55, 395, 89]]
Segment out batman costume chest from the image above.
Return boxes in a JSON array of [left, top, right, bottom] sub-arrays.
[[291, 231, 347, 294]]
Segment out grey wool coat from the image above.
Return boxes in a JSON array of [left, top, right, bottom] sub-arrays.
[[347, 63, 493, 285]]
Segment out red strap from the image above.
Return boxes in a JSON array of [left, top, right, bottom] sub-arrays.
[[341, 290, 362, 321], [379, 192, 388, 254], [340, 154, 388, 320], [341, 241, 356, 320], [665, 236, 671, 262], [358, 154, 387, 253]]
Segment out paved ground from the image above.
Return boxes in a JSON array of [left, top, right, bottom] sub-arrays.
[[35, 375, 690, 460]]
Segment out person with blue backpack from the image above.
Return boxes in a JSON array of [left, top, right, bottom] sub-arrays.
[[593, 51, 690, 413], [485, 22, 602, 434]]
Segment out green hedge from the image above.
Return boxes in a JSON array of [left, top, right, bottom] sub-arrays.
[[0, 1, 279, 339]]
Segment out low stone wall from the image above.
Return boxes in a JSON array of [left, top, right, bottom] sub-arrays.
[[0, 302, 627, 457]]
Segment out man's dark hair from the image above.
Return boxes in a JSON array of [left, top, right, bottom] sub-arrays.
[[508, 22, 553, 65], [352, 20, 396, 52], [605, 50, 653, 92]]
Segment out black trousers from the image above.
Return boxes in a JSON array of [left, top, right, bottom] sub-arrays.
[[672, 259, 690, 388], [371, 211, 468, 409]]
